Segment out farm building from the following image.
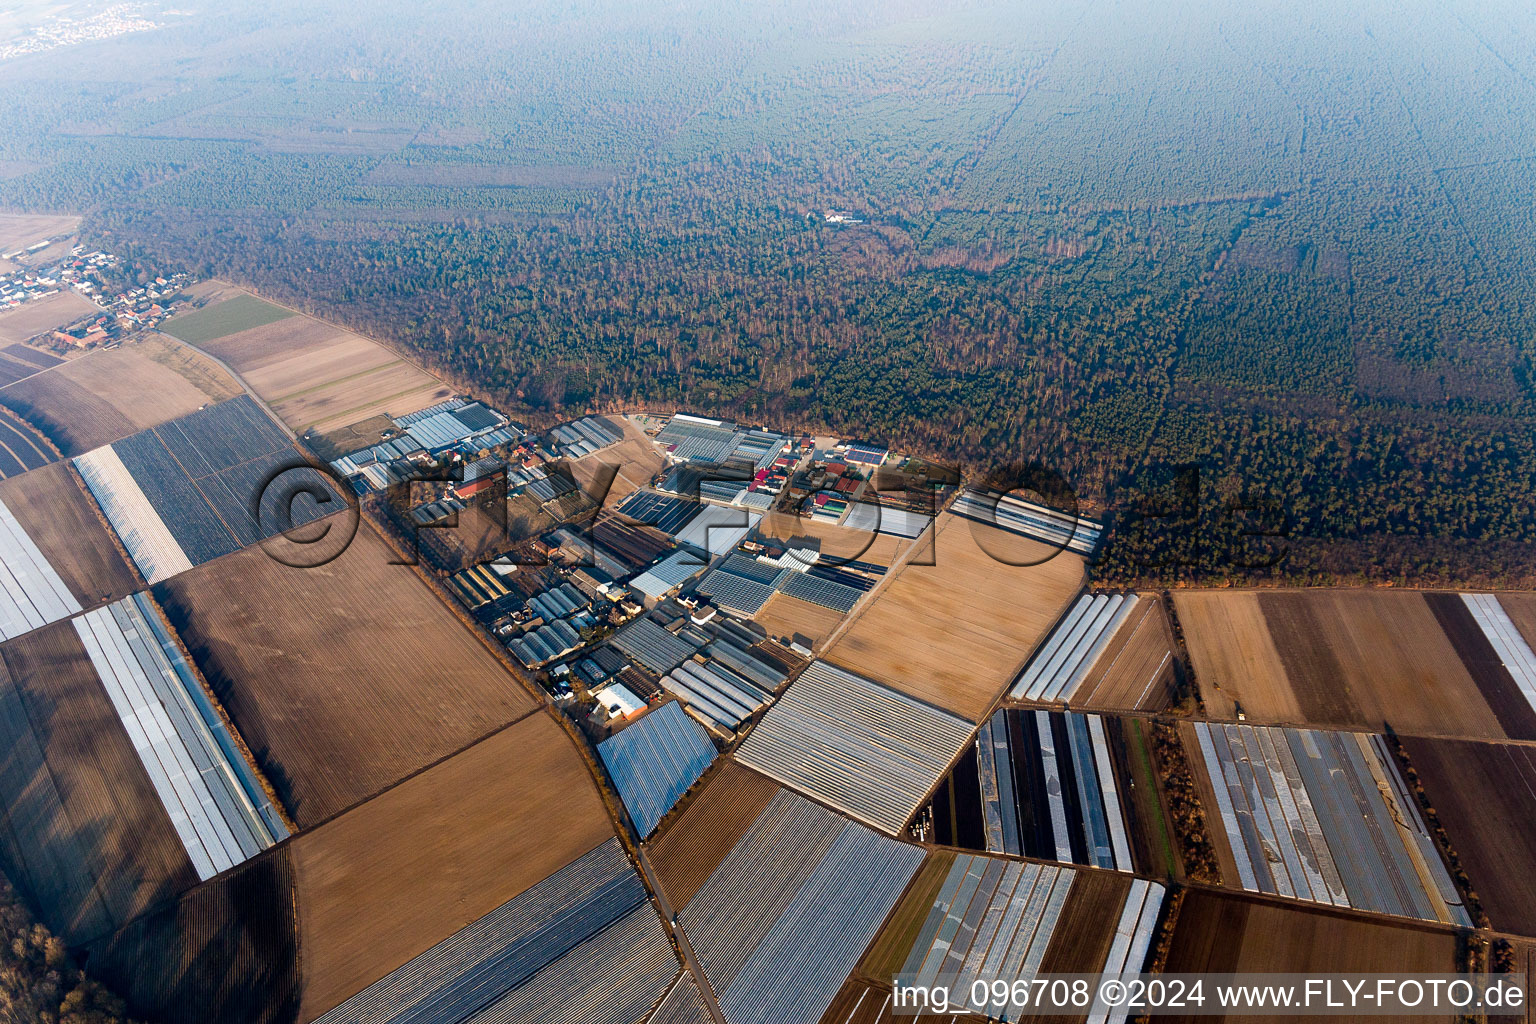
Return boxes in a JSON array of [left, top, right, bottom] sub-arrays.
[[593, 682, 647, 720], [842, 502, 931, 539], [656, 413, 744, 464], [619, 490, 703, 536], [735, 660, 974, 834], [610, 616, 702, 675], [630, 549, 711, 602], [548, 415, 622, 459], [951, 487, 1103, 555], [679, 790, 924, 1024], [598, 700, 716, 836], [398, 399, 506, 452], [841, 442, 887, 467], [674, 503, 760, 557]]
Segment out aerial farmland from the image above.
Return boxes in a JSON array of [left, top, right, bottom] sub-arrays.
[[0, 239, 1532, 1024]]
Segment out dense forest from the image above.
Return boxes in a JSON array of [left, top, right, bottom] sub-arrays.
[[2, 0, 1534, 585], [0, 874, 139, 1024]]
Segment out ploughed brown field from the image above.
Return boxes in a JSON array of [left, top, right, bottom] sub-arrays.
[[0, 621, 198, 946], [1163, 890, 1458, 1024], [1070, 595, 1176, 712], [196, 309, 451, 435], [0, 212, 79, 254], [1497, 593, 1536, 661], [77, 714, 613, 1024], [825, 513, 1085, 721], [0, 336, 243, 453], [0, 342, 63, 389], [568, 416, 667, 508], [152, 519, 537, 827], [1176, 590, 1507, 739], [0, 290, 98, 344], [291, 713, 615, 1020], [647, 757, 781, 910], [753, 592, 845, 649], [1400, 736, 1536, 937], [0, 462, 138, 610]]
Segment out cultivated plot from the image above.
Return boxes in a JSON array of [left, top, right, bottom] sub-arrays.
[[0, 335, 243, 453], [864, 852, 1163, 1019], [72, 596, 286, 878], [1163, 891, 1458, 1022], [312, 837, 674, 1024], [1187, 722, 1468, 925], [922, 708, 1140, 873], [0, 289, 97, 344], [1011, 591, 1139, 705], [185, 299, 452, 435], [647, 759, 782, 909], [735, 660, 975, 835], [153, 522, 537, 826], [0, 409, 55, 477], [0, 342, 62, 388], [1177, 590, 1510, 739], [159, 292, 294, 345], [0, 462, 138, 610], [0, 619, 200, 945], [82, 848, 300, 1024], [825, 513, 1085, 721], [1400, 735, 1536, 936], [0, 491, 82, 640], [75, 394, 341, 583], [679, 789, 925, 1024], [0, 213, 79, 255], [291, 714, 616, 1019]]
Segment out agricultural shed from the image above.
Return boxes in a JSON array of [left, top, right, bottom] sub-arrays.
[[842, 443, 887, 467], [1190, 722, 1468, 924], [679, 790, 924, 1024], [674, 504, 760, 557], [619, 490, 704, 536], [612, 616, 703, 675], [631, 550, 710, 600], [599, 701, 717, 836], [313, 838, 675, 1024], [842, 502, 932, 539], [734, 660, 974, 834], [449, 563, 513, 609], [660, 656, 774, 732], [0, 494, 82, 640], [656, 415, 744, 464], [951, 488, 1102, 555]]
